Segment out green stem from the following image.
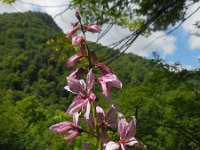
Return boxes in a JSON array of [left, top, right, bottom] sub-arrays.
[[78, 19, 103, 150], [98, 127, 103, 150], [78, 19, 92, 69], [91, 101, 102, 150]]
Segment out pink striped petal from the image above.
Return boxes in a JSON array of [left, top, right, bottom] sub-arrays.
[[125, 117, 136, 140], [106, 105, 117, 127], [96, 106, 105, 123], [84, 101, 91, 120], [66, 96, 88, 115], [104, 74, 122, 89], [96, 63, 112, 75], [64, 131, 80, 141], [72, 36, 85, 46], [49, 121, 73, 133], [84, 25, 101, 33], [66, 26, 79, 38], [67, 51, 83, 68], [73, 112, 80, 127], [64, 77, 86, 96], [120, 143, 127, 150], [69, 68, 85, 79], [105, 141, 119, 150], [126, 137, 139, 146], [86, 69, 95, 92]]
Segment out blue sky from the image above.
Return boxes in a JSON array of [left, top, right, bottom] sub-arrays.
[[0, 0, 199, 69], [164, 27, 200, 69]]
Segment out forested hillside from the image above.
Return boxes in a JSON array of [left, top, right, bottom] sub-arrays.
[[0, 12, 200, 150]]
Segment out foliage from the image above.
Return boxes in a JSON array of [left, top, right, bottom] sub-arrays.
[[0, 0, 15, 4], [0, 12, 200, 149], [70, 0, 199, 33]]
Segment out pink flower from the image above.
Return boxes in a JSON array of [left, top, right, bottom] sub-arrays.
[[96, 105, 117, 127], [97, 73, 122, 100], [85, 106, 117, 144], [84, 25, 101, 33], [72, 36, 85, 46], [69, 68, 85, 79], [105, 116, 144, 150], [65, 69, 96, 119], [66, 22, 80, 38], [49, 112, 82, 141], [67, 44, 87, 68], [96, 105, 118, 144]]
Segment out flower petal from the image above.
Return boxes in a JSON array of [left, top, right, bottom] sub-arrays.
[[126, 137, 139, 146], [96, 106, 105, 123], [84, 101, 91, 120], [126, 137, 145, 149], [89, 92, 96, 100], [67, 51, 83, 68], [49, 121, 73, 133], [69, 68, 85, 79], [104, 74, 122, 89], [64, 77, 86, 96], [73, 112, 80, 127], [66, 96, 88, 115], [98, 73, 122, 100], [84, 25, 101, 33], [86, 69, 95, 92], [72, 35, 85, 46], [97, 78, 111, 100], [105, 141, 119, 150], [125, 117, 136, 140], [118, 115, 127, 140], [120, 143, 127, 150], [64, 131, 80, 141], [106, 105, 117, 127], [96, 63, 112, 75], [66, 26, 79, 38]]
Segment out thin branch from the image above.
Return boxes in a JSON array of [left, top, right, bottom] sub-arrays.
[[53, 5, 72, 19]]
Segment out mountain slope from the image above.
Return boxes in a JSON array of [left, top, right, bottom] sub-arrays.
[[0, 12, 199, 150]]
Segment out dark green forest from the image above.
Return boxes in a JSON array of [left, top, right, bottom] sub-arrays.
[[0, 12, 200, 150]]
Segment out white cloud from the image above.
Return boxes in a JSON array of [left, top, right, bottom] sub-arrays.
[[182, 2, 200, 49], [86, 25, 176, 57], [188, 35, 200, 49], [128, 31, 176, 57]]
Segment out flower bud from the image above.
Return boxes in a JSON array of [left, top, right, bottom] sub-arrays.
[[75, 11, 81, 21]]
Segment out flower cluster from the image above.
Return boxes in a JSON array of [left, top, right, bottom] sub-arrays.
[[49, 11, 144, 150]]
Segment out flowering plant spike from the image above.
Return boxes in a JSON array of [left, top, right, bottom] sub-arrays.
[[49, 11, 145, 150]]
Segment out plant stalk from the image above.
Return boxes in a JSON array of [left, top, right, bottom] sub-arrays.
[[79, 18, 103, 150]]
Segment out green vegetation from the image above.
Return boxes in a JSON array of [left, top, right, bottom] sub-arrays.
[[0, 12, 200, 150], [71, 0, 199, 32]]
